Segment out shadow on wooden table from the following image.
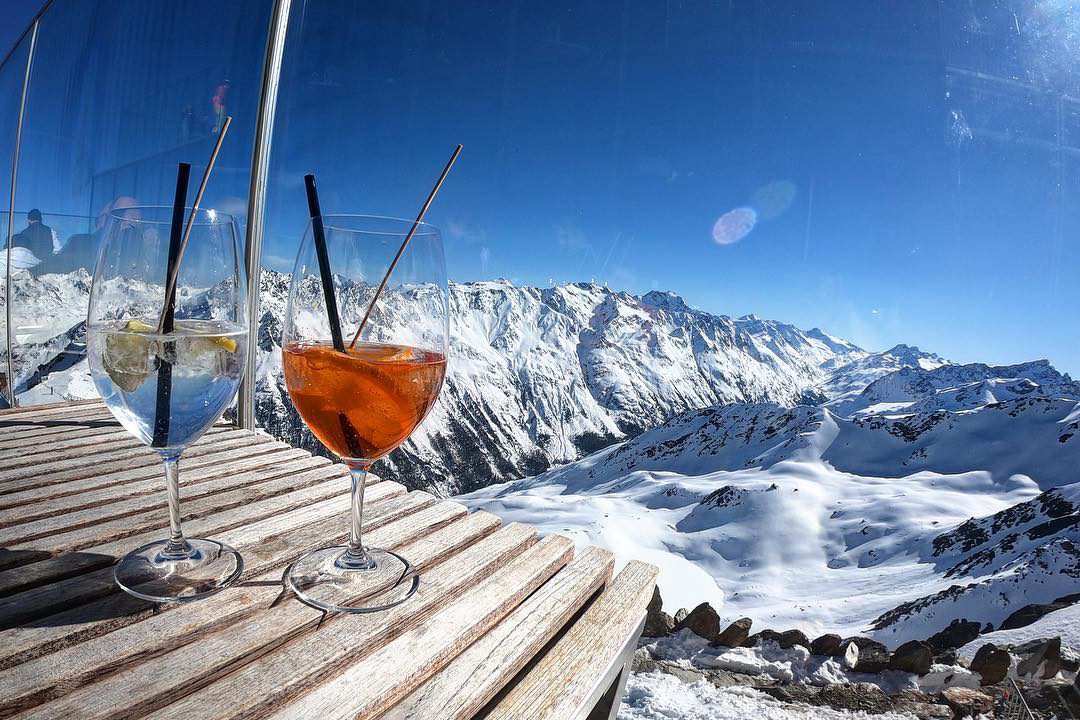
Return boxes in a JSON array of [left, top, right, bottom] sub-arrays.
[[0, 419, 116, 431], [0, 549, 139, 630]]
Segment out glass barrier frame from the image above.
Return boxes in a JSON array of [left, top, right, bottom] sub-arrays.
[[238, 0, 292, 430], [3, 18, 39, 407], [0, 0, 289, 418]]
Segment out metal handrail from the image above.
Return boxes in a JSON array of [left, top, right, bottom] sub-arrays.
[[999, 677, 1037, 720], [237, 0, 292, 431]]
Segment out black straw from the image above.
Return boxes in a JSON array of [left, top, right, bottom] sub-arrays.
[[153, 163, 191, 448], [304, 174, 345, 353]]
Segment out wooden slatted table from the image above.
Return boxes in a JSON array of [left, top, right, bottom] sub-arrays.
[[0, 400, 656, 720]]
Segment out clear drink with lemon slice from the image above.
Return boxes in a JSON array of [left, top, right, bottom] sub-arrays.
[[87, 206, 248, 603], [89, 318, 246, 449]]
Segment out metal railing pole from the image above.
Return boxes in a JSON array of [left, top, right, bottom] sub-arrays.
[[237, 0, 292, 430], [5, 19, 39, 408]]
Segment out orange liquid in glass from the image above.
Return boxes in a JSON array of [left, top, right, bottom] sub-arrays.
[[283, 342, 446, 461]]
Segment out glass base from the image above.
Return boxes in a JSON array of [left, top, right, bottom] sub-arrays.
[[114, 537, 244, 602], [285, 546, 420, 614]]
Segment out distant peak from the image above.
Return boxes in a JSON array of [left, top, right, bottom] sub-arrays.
[[641, 289, 691, 312]]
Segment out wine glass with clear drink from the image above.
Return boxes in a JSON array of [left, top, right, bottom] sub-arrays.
[[282, 215, 448, 613], [87, 206, 248, 602]]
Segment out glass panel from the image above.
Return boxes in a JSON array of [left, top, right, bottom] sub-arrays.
[[10, 0, 271, 405], [258, 3, 1080, 653], [0, 32, 31, 407]]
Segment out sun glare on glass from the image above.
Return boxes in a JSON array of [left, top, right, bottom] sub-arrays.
[[712, 207, 757, 245]]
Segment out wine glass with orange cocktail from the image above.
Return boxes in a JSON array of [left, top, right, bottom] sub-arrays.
[[281, 208, 449, 613]]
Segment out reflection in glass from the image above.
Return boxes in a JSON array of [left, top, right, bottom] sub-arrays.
[[0, 31, 32, 407], [4, 0, 270, 407]]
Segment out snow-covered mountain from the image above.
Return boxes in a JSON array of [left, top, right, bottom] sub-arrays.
[[460, 360, 1080, 643], [827, 358, 1080, 418], [12, 268, 876, 494], [821, 344, 948, 404], [253, 271, 870, 494]]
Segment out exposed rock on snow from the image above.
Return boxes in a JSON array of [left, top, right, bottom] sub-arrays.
[[939, 687, 995, 718], [888, 641, 934, 676], [999, 593, 1080, 631], [960, 603, 1080, 664], [842, 637, 891, 674], [675, 603, 723, 644], [924, 621, 983, 654], [714, 617, 753, 649], [969, 643, 1011, 685], [644, 586, 675, 638], [1015, 637, 1062, 680], [812, 634, 846, 657], [778, 630, 812, 651]]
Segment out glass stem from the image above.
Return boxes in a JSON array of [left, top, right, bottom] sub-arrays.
[[341, 464, 375, 569], [160, 451, 191, 558]]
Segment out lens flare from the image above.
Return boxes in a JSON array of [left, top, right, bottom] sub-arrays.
[[750, 180, 797, 221], [712, 207, 757, 245]]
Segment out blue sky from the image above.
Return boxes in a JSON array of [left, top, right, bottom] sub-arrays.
[[2, 1, 1078, 374]]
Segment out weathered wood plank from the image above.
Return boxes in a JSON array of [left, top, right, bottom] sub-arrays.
[[481, 561, 659, 720], [0, 447, 321, 525], [0, 419, 121, 446], [0, 480, 398, 609], [13, 504, 496, 720], [0, 496, 471, 717], [0, 399, 103, 419], [0, 484, 431, 670], [0, 432, 140, 467], [0, 417, 119, 447], [0, 428, 269, 487], [0, 436, 289, 507], [328, 546, 613, 720], [0, 408, 225, 444], [0, 432, 275, 498], [267, 534, 579, 720], [0, 460, 343, 551], [0, 451, 326, 537], [0, 422, 227, 465], [150, 522, 546, 720]]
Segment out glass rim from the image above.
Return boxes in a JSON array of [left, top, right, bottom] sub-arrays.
[[312, 214, 441, 238], [107, 205, 237, 226]]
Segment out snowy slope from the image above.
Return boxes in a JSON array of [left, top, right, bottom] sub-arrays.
[[958, 602, 1080, 660], [871, 481, 1080, 645], [460, 362, 1080, 641], [10, 267, 1078, 654]]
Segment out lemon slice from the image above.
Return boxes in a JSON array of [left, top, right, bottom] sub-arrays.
[[103, 319, 156, 392], [210, 336, 238, 353], [172, 321, 238, 354], [124, 319, 156, 333]]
